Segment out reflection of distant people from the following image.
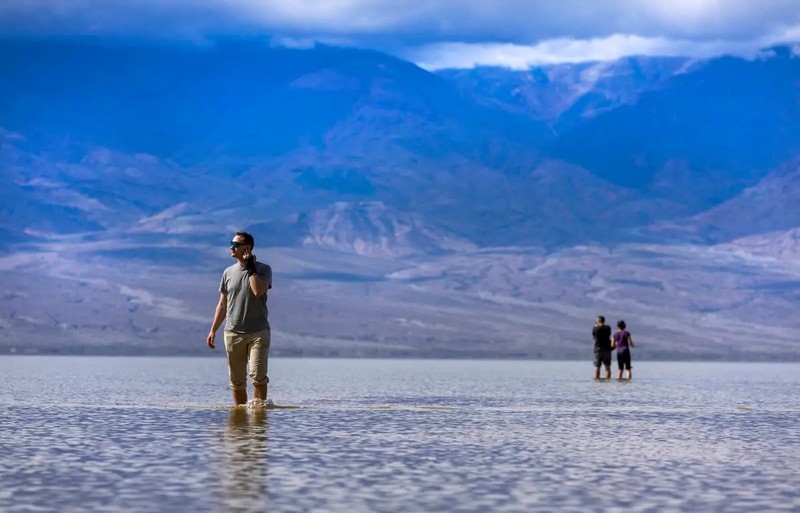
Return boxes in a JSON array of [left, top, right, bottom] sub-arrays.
[[612, 320, 635, 380], [592, 316, 613, 380], [206, 231, 273, 405]]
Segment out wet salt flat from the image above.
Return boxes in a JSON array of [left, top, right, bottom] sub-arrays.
[[1, 356, 799, 512]]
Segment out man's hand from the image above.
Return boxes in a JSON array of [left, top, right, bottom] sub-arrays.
[[207, 331, 216, 349], [243, 250, 258, 275]]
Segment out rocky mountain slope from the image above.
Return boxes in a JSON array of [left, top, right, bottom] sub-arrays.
[[1, 39, 799, 358]]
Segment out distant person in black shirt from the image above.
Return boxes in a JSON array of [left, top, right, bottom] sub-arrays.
[[592, 316, 613, 380]]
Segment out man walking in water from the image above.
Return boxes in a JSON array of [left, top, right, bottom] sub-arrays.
[[592, 316, 613, 380], [207, 231, 273, 405]]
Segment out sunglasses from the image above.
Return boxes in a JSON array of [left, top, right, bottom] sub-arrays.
[[230, 241, 250, 249]]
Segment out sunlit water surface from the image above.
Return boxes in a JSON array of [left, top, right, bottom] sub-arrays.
[[1, 357, 799, 512]]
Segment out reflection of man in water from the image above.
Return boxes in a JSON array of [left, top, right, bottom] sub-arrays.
[[218, 409, 270, 512], [207, 231, 273, 405]]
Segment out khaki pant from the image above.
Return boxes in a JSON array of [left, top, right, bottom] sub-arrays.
[[223, 329, 271, 391]]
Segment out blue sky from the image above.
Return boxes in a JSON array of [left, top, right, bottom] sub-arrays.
[[2, 1, 800, 68]]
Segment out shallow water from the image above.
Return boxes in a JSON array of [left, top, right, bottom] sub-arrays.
[[1, 357, 799, 512]]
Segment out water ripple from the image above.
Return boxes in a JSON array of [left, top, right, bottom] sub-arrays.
[[0, 358, 799, 512]]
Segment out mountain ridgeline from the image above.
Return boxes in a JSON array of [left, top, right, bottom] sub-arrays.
[[2, 39, 798, 250]]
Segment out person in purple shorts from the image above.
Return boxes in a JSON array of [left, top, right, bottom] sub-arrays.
[[612, 320, 635, 380]]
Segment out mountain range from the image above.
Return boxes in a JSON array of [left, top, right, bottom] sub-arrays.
[[1, 38, 799, 359]]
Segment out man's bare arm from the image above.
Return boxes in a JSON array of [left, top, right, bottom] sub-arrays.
[[206, 292, 227, 348], [249, 274, 270, 297]]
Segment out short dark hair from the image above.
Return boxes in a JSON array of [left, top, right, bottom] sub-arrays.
[[617, 320, 626, 330], [236, 231, 255, 247], [597, 316, 605, 323]]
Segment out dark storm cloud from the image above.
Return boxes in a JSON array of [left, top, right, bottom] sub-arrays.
[[1, 1, 798, 66]]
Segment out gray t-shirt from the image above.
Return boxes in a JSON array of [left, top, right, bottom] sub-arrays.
[[219, 261, 272, 333]]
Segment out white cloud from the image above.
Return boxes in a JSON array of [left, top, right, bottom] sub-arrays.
[[18, 178, 62, 188], [408, 32, 795, 70], [268, 36, 317, 50]]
